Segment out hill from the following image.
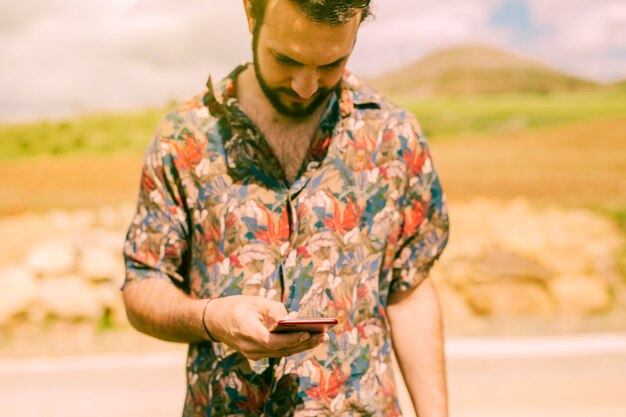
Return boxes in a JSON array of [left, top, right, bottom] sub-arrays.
[[614, 79, 626, 90], [370, 45, 600, 97]]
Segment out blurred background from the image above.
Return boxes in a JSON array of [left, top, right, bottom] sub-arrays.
[[1, 0, 625, 416]]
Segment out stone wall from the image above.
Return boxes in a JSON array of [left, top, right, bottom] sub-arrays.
[[0, 206, 132, 328], [432, 199, 624, 325], [0, 199, 624, 331]]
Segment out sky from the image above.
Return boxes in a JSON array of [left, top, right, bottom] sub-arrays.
[[1, 0, 625, 122]]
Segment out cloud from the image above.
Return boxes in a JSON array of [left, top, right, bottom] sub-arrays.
[[1, 0, 625, 122], [353, 0, 626, 82], [352, 0, 503, 76], [525, 0, 626, 80], [0, 0, 251, 121]]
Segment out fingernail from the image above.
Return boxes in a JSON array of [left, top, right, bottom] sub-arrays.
[[300, 332, 311, 342]]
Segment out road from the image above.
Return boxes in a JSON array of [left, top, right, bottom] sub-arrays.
[[1, 334, 626, 416]]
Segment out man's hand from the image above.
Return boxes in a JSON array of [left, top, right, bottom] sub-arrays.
[[204, 295, 328, 360], [122, 279, 326, 359]]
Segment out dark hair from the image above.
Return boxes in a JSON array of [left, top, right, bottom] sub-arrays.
[[250, 0, 372, 26]]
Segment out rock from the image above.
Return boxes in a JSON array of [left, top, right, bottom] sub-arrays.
[[98, 206, 120, 228], [433, 280, 476, 326], [435, 257, 475, 287], [36, 275, 103, 321], [441, 199, 624, 320], [88, 230, 125, 255], [78, 245, 124, 284], [462, 279, 554, 318], [0, 265, 37, 325], [0, 213, 55, 266], [48, 210, 73, 230], [97, 283, 128, 325], [25, 239, 77, 277], [472, 249, 553, 284], [440, 249, 553, 287], [118, 203, 136, 229], [549, 275, 612, 316], [71, 209, 98, 230]]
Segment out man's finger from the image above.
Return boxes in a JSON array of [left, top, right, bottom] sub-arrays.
[[249, 297, 288, 329], [284, 310, 299, 319], [245, 332, 328, 359], [266, 333, 329, 357], [272, 332, 327, 353], [264, 330, 311, 349], [265, 301, 289, 322]]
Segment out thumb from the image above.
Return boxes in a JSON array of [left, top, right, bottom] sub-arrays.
[[284, 310, 299, 319], [262, 300, 289, 324]]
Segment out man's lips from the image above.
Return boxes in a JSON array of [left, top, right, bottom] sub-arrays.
[[283, 94, 309, 104], [280, 89, 319, 104]]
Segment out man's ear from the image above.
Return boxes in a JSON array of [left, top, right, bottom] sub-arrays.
[[242, 0, 256, 34]]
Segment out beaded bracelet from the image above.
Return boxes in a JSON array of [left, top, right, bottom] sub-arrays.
[[202, 298, 218, 342]]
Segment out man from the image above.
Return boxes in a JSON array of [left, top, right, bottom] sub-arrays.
[[122, 0, 450, 415]]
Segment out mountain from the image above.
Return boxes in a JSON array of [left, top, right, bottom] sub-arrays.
[[368, 45, 600, 97]]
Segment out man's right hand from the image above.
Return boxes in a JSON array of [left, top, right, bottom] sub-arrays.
[[203, 295, 328, 360]]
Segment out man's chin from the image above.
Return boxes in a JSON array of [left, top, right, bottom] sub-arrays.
[[273, 99, 317, 120]]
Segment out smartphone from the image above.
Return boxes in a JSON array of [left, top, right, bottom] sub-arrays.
[[269, 318, 338, 334]]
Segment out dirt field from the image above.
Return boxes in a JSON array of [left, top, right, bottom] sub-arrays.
[[431, 117, 626, 208], [0, 153, 143, 215], [1, 117, 625, 215]]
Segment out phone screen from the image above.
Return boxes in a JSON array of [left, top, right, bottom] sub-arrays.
[[269, 318, 338, 333]]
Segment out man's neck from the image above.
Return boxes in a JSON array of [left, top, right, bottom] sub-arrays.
[[235, 65, 330, 183]]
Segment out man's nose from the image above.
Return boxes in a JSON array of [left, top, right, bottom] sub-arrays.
[[291, 69, 319, 100]]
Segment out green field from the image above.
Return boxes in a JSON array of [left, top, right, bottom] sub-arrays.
[[0, 108, 166, 159], [398, 88, 626, 140], [1, 88, 625, 159]]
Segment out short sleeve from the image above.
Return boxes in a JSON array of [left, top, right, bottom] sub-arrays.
[[123, 117, 190, 291], [390, 117, 449, 292]]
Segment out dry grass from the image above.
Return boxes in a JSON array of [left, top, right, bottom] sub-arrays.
[[431, 117, 626, 209], [0, 154, 143, 215], [0, 117, 625, 216]]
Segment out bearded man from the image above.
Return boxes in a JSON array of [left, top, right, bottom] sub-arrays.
[[122, 1, 450, 415]]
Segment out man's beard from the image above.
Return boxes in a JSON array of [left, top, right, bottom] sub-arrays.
[[252, 33, 339, 120]]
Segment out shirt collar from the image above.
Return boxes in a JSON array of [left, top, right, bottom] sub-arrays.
[[203, 63, 381, 121], [338, 70, 382, 117], [202, 64, 246, 121], [202, 63, 345, 191]]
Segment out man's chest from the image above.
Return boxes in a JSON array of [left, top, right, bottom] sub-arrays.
[[184, 135, 410, 307], [256, 119, 318, 184]]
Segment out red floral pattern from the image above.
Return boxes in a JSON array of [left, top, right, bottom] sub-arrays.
[[124, 64, 449, 416]]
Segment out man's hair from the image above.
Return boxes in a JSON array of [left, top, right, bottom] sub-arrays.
[[250, 0, 372, 26]]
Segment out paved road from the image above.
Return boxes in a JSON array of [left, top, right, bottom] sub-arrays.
[[1, 335, 626, 416]]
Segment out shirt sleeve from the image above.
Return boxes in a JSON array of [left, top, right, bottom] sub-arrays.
[[390, 116, 449, 293], [122, 117, 190, 291]]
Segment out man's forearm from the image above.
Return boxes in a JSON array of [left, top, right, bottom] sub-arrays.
[[122, 278, 209, 344], [387, 278, 448, 417], [122, 278, 329, 359]]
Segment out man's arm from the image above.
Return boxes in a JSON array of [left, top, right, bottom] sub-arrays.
[[123, 278, 210, 344], [122, 278, 327, 360], [387, 277, 448, 417]]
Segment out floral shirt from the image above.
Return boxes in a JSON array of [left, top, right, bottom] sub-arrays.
[[124, 64, 449, 417]]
